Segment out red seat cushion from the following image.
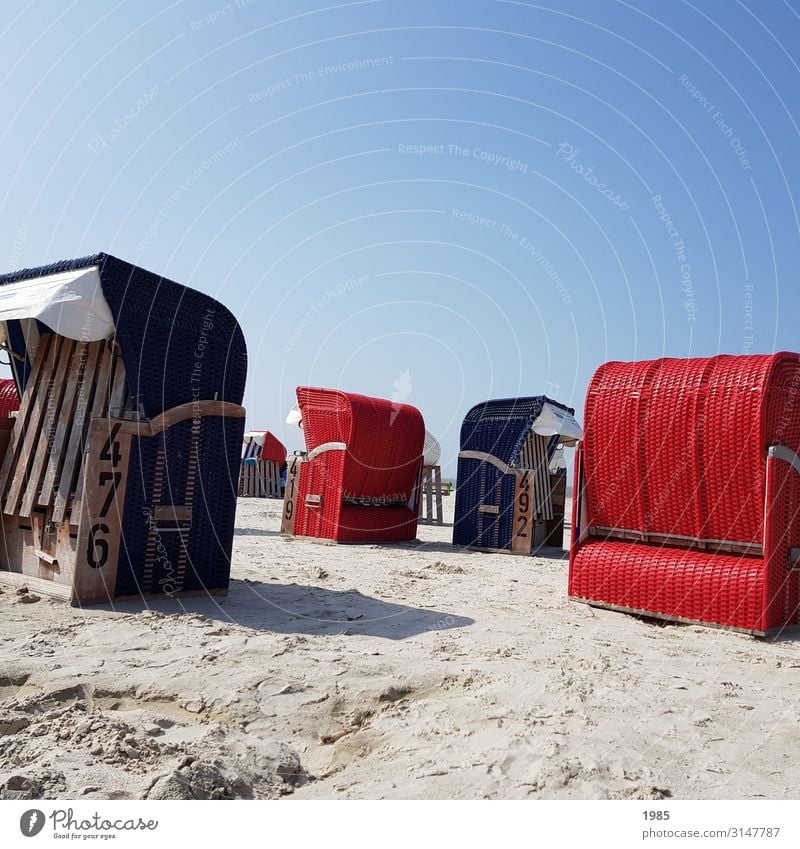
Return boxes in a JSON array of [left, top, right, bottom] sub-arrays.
[[570, 540, 766, 632]]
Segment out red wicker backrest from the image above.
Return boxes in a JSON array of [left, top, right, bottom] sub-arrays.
[[0, 379, 19, 419], [296, 387, 424, 500], [583, 353, 800, 545], [260, 432, 287, 464], [297, 387, 353, 445]]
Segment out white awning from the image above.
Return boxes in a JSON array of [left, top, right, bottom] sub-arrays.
[[0, 266, 114, 342], [531, 402, 583, 445], [243, 430, 266, 445]]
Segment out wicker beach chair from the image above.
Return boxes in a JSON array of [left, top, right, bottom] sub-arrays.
[[0, 254, 247, 604], [453, 396, 581, 553], [569, 353, 800, 636], [0, 379, 19, 419], [281, 387, 425, 542], [239, 430, 286, 497]]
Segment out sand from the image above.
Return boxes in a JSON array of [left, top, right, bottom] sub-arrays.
[[1, 495, 799, 800]]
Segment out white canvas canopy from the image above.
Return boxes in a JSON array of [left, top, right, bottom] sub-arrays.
[[0, 266, 114, 344], [531, 402, 583, 445], [423, 430, 441, 466]]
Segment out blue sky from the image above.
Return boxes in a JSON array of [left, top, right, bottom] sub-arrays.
[[1, 0, 798, 473]]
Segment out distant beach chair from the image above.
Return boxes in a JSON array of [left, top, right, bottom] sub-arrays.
[[281, 386, 425, 542], [0, 254, 247, 604], [569, 354, 800, 636], [0, 378, 19, 419], [418, 430, 445, 526], [239, 430, 286, 498], [453, 396, 582, 553]]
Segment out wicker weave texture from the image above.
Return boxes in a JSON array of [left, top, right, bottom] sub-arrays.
[[570, 352, 800, 633], [569, 540, 765, 630], [292, 386, 424, 542]]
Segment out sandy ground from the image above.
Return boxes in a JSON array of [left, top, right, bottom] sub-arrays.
[[1, 496, 800, 800]]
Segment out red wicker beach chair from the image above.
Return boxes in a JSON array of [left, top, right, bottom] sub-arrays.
[[281, 387, 425, 542], [0, 379, 19, 419], [239, 430, 286, 498], [569, 353, 800, 636]]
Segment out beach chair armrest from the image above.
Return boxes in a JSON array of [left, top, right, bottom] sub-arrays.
[[768, 445, 800, 474]]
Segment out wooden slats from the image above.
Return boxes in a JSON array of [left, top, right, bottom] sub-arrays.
[[0, 335, 123, 526], [3, 334, 62, 515], [18, 337, 77, 517], [239, 459, 281, 497], [0, 333, 53, 505], [518, 431, 554, 522], [418, 464, 444, 525], [37, 341, 92, 509], [108, 348, 128, 416], [54, 341, 114, 524]]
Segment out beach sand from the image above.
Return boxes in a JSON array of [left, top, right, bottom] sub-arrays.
[[1, 495, 799, 800]]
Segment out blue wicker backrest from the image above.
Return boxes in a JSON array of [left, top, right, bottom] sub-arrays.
[[0, 254, 248, 418], [459, 396, 573, 466]]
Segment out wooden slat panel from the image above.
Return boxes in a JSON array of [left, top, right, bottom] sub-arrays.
[[71, 343, 116, 507], [519, 431, 554, 522], [19, 338, 77, 517], [0, 333, 53, 501], [281, 456, 303, 534], [53, 341, 111, 524], [432, 465, 444, 525], [38, 341, 92, 509], [108, 351, 128, 416], [0, 569, 72, 600], [4, 335, 64, 515]]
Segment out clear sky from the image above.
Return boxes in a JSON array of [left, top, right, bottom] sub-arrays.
[[1, 0, 798, 474]]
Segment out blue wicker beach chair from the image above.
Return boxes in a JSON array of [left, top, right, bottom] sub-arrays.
[[0, 253, 247, 603], [453, 396, 581, 553]]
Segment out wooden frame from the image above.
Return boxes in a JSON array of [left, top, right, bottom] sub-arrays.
[[239, 458, 282, 498]]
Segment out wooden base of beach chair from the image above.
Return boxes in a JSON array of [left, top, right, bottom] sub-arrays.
[[238, 459, 281, 498], [456, 469, 568, 555], [418, 464, 445, 525], [280, 534, 421, 547], [463, 544, 568, 558], [573, 597, 778, 638]]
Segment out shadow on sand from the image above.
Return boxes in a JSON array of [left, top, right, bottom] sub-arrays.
[[399, 539, 570, 561], [100, 580, 474, 640]]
